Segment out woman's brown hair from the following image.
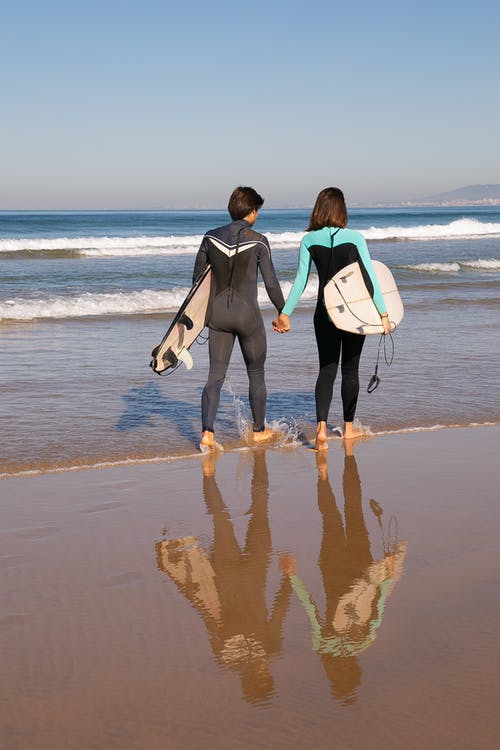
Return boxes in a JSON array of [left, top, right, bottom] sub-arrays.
[[307, 187, 348, 231]]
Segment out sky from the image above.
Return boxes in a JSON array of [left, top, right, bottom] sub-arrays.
[[1, 0, 499, 209]]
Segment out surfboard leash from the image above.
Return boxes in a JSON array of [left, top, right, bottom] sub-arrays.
[[195, 329, 209, 345], [367, 333, 394, 393], [156, 361, 182, 377]]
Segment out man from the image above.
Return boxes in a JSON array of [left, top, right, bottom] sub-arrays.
[[193, 186, 285, 451]]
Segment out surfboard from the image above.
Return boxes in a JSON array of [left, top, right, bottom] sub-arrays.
[[324, 260, 404, 335], [150, 265, 212, 374]]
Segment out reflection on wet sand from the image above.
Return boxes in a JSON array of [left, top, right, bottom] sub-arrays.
[[156, 450, 292, 704], [156, 444, 406, 707], [281, 447, 407, 705]]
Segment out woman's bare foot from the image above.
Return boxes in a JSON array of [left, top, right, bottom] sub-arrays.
[[314, 421, 328, 451], [343, 422, 366, 440], [252, 427, 277, 443]]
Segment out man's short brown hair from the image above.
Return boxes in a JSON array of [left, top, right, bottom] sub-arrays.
[[227, 186, 264, 221]]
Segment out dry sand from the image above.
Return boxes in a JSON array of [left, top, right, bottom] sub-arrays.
[[1, 426, 499, 750]]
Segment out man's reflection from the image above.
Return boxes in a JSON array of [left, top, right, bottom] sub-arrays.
[[155, 450, 291, 704], [280, 445, 407, 705]]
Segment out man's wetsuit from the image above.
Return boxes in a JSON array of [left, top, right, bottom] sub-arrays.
[[282, 227, 387, 423], [193, 219, 285, 433]]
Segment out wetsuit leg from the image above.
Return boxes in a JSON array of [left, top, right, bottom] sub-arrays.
[[314, 307, 365, 423], [340, 332, 365, 422], [201, 328, 235, 432], [314, 307, 341, 423], [238, 318, 267, 431]]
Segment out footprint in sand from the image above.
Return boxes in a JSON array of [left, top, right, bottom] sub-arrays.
[[99, 572, 144, 588], [79, 501, 125, 514], [8, 526, 60, 540], [0, 613, 34, 632], [0, 555, 25, 569]]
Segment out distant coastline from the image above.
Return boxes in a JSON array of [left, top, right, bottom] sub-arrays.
[[400, 183, 500, 208], [2, 185, 500, 212], [363, 198, 500, 208]]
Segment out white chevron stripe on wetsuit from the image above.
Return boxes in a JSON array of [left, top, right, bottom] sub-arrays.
[[206, 235, 259, 257]]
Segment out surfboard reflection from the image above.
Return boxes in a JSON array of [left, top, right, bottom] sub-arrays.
[[280, 446, 407, 705], [155, 450, 292, 705]]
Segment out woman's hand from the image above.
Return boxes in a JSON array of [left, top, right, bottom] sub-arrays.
[[272, 312, 290, 333], [381, 314, 392, 335]]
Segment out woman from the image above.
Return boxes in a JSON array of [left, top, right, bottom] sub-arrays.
[[273, 187, 391, 449], [194, 186, 285, 452]]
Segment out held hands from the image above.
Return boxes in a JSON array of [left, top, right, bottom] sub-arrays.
[[279, 551, 296, 576], [272, 312, 290, 333]]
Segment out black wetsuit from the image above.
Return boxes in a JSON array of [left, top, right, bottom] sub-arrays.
[[193, 219, 284, 433], [282, 227, 387, 424]]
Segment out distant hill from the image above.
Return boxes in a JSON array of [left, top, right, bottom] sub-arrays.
[[409, 184, 500, 206]]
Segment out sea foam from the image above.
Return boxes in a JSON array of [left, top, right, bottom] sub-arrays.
[[0, 278, 320, 322], [2, 218, 500, 257], [400, 258, 500, 273]]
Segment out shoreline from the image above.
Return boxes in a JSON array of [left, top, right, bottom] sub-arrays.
[[1, 420, 498, 480]]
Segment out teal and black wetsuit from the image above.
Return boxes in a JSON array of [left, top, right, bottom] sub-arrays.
[[282, 227, 386, 423], [193, 219, 284, 433]]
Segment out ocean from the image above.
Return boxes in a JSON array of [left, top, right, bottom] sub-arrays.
[[1, 206, 499, 476]]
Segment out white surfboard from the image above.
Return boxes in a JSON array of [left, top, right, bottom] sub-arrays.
[[150, 266, 212, 374], [324, 260, 404, 335]]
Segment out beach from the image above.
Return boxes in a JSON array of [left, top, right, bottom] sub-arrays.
[[1, 207, 499, 747], [1, 426, 499, 750]]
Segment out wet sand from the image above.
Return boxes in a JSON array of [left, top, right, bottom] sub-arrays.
[[1, 426, 499, 750]]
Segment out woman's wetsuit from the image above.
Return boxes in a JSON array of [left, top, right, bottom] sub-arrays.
[[282, 227, 387, 423], [193, 219, 284, 433]]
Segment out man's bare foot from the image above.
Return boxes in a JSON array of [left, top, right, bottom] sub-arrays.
[[199, 431, 223, 453], [314, 422, 328, 451], [252, 427, 277, 443]]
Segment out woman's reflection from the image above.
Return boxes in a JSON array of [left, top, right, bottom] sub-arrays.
[[280, 444, 407, 705], [155, 450, 291, 704]]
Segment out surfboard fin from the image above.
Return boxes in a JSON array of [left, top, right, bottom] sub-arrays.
[[178, 314, 194, 330], [176, 347, 194, 370]]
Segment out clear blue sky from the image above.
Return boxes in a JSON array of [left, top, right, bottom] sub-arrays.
[[1, 0, 499, 209]]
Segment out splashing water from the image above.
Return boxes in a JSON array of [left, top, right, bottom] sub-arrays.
[[223, 380, 301, 447]]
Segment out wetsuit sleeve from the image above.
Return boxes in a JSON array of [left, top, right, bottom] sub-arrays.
[[289, 574, 322, 653], [193, 237, 210, 284], [356, 236, 387, 315], [265, 575, 293, 654], [257, 239, 285, 313], [281, 238, 311, 316]]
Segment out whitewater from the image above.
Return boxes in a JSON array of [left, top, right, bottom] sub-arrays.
[[2, 217, 500, 257]]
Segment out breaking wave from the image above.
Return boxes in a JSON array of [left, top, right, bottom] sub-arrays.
[[2, 218, 500, 258], [399, 258, 500, 273], [0, 277, 320, 322]]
